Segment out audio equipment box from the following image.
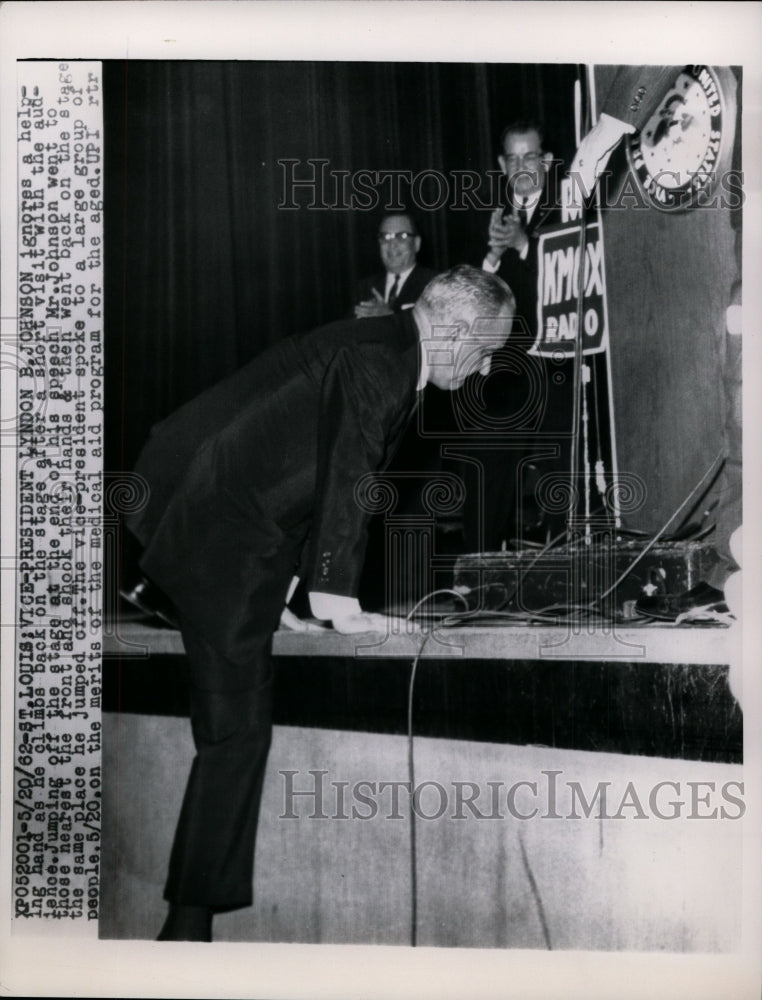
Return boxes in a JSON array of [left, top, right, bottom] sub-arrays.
[[452, 539, 719, 617]]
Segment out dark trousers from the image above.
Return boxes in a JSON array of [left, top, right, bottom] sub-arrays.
[[156, 532, 301, 911], [163, 623, 275, 909]]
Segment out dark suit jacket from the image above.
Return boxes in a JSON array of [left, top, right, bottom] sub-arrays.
[[463, 193, 574, 551], [492, 203, 550, 344], [353, 265, 437, 314], [599, 65, 682, 131], [493, 67, 682, 336], [128, 312, 421, 662], [493, 66, 682, 331]]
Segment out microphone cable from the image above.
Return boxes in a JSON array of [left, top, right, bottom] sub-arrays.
[[591, 449, 724, 608], [401, 588, 468, 946]]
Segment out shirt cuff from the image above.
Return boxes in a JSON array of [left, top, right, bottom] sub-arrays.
[[309, 591, 362, 621], [599, 111, 637, 136], [482, 255, 501, 274]]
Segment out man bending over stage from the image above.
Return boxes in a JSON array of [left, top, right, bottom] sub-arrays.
[[124, 265, 516, 941]]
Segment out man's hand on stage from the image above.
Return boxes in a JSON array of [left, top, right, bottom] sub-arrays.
[[331, 610, 410, 634], [279, 607, 330, 633]]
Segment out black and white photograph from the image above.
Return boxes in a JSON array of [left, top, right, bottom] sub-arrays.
[[1, 3, 761, 998]]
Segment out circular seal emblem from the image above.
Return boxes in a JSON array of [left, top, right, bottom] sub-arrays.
[[626, 65, 737, 212]]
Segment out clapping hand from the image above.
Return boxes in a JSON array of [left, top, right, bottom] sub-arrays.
[[354, 287, 393, 319], [486, 207, 528, 266]]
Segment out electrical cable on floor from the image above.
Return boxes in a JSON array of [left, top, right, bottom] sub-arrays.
[[401, 575, 581, 946], [423, 529, 570, 629], [591, 449, 724, 607], [404, 628, 432, 948], [396, 448, 726, 945], [408, 450, 726, 629], [401, 589, 469, 946], [405, 588, 470, 622], [518, 832, 553, 950], [490, 528, 569, 612]]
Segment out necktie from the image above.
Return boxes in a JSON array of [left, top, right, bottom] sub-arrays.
[[387, 274, 400, 306], [517, 199, 529, 229]]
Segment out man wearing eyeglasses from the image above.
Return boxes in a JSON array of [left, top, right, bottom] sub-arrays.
[[458, 121, 569, 553], [125, 265, 515, 941], [353, 211, 437, 319], [482, 121, 553, 336]]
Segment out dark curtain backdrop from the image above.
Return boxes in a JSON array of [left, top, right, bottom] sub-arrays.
[[104, 59, 579, 474]]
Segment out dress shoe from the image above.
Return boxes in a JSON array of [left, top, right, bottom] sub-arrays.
[[635, 581, 729, 622]]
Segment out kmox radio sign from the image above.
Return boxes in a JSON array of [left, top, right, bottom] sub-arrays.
[[533, 220, 608, 358]]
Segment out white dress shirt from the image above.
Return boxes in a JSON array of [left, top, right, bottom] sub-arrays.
[[385, 264, 415, 302]]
